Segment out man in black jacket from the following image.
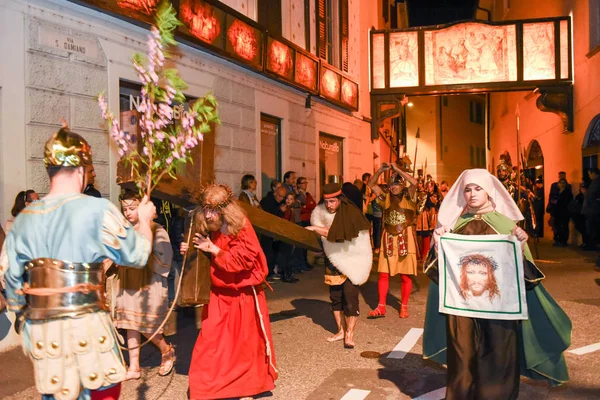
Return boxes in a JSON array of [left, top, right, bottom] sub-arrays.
[[582, 168, 600, 250], [83, 165, 102, 197], [260, 185, 287, 281]]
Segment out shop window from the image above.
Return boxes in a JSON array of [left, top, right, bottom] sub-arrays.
[[260, 113, 282, 197], [319, 132, 343, 190], [316, 0, 349, 71]]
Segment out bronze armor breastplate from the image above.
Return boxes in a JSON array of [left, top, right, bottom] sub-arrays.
[[384, 196, 416, 235]]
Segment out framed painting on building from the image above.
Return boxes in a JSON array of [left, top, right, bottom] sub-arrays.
[[389, 31, 419, 88], [225, 14, 263, 68], [179, 0, 226, 49], [266, 37, 295, 81], [294, 51, 319, 93]]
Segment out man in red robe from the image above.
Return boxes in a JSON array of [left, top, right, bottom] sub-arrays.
[[183, 184, 277, 400]]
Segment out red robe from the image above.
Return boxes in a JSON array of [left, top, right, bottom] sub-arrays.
[[189, 218, 277, 399]]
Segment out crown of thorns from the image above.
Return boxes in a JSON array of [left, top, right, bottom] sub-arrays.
[[198, 183, 235, 211], [459, 254, 498, 271]]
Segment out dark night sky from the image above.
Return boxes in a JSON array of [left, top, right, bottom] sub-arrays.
[[406, 0, 479, 27]]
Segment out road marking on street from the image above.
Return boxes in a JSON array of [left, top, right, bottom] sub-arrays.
[[412, 387, 446, 400], [568, 342, 600, 355], [388, 327, 424, 359], [340, 388, 371, 400]]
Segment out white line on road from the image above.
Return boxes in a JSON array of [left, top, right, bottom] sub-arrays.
[[388, 327, 424, 359], [412, 387, 446, 400], [568, 342, 600, 355], [340, 388, 371, 400]]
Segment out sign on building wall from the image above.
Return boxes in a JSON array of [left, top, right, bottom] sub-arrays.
[[370, 17, 572, 95]]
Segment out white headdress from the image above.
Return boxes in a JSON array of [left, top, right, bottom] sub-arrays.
[[437, 168, 523, 232]]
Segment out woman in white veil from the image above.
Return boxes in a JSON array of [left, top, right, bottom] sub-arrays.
[[422, 168, 571, 400]]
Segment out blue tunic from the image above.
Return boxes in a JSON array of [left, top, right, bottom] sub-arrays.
[[2, 192, 151, 400]]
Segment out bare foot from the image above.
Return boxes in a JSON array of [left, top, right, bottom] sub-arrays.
[[344, 331, 355, 349], [124, 369, 141, 381], [326, 331, 344, 342]]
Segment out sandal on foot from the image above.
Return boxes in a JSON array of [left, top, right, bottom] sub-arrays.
[[368, 305, 387, 319], [159, 344, 176, 376]]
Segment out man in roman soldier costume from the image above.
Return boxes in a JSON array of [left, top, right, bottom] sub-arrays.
[[496, 152, 516, 199], [183, 184, 277, 400], [2, 125, 155, 400], [307, 183, 372, 349], [367, 162, 419, 319]]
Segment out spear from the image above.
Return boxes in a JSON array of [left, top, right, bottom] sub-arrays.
[[412, 127, 420, 177]]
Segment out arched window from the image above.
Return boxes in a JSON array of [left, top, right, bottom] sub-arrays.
[[582, 114, 600, 171]]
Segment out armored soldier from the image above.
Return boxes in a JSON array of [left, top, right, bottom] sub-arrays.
[[367, 162, 418, 318], [2, 126, 155, 400]]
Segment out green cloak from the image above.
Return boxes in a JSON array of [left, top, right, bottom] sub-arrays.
[[423, 211, 571, 386]]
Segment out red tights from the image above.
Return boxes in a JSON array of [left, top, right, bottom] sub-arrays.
[[421, 236, 431, 260], [377, 272, 412, 307]]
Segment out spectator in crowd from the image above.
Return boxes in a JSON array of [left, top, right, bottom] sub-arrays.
[[5, 190, 39, 233], [342, 182, 363, 210], [439, 180, 449, 198], [277, 192, 299, 283], [582, 168, 600, 251], [548, 172, 571, 241], [531, 177, 545, 237], [260, 184, 287, 281], [296, 176, 316, 270], [83, 164, 102, 197], [548, 179, 573, 247], [238, 174, 260, 207], [569, 182, 588, 248], [283, 171, 297, 195]]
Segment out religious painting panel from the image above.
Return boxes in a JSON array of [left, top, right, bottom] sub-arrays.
[[523, 22, 555, 81], [560, 20, 569, 80], [389, 31, 419, 88], [295, 52, 318, 92], [266, 37, 295, 81], [372, 33, 385, 89], [424, 22, 518, 86], [72, 0, 157, 22], [179, 0, 226, 48], [320, 66, 341, 101], [438, 233, 528, 321], [341, 78, 358, 110], [225, 15, 263, 67]]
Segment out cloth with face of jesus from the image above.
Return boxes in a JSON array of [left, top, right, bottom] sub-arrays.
[[423, 212, 571, 397], [438, 230, 528, 320]]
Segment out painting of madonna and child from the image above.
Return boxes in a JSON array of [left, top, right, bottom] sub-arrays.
[[438, 232, 529, 320]]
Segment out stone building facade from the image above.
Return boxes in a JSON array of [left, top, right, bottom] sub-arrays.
[[0, 0, 376, 350]]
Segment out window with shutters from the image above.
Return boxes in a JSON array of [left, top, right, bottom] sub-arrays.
[[258, 0, 282, 36], [316, 0, 349, 72]]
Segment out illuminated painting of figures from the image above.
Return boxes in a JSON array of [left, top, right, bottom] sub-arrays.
[[117, 0, 158, 15], [295, 53, 317, 91], [389, 32, 419, 87], [320, 69, 341, 100], [180, 0, 223, 46], [267, 38, 294, 80], [341, 79, 358, 108], [372, 34, 385, 89], [523, 22, 555, 81], [226, 17, 261, 65], [438, 233, 528, 320], [424, 22, 518, 86]]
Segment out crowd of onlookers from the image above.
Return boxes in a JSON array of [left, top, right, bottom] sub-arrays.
[[237, 169, 451, 284], [546, 168, 600, 252]]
